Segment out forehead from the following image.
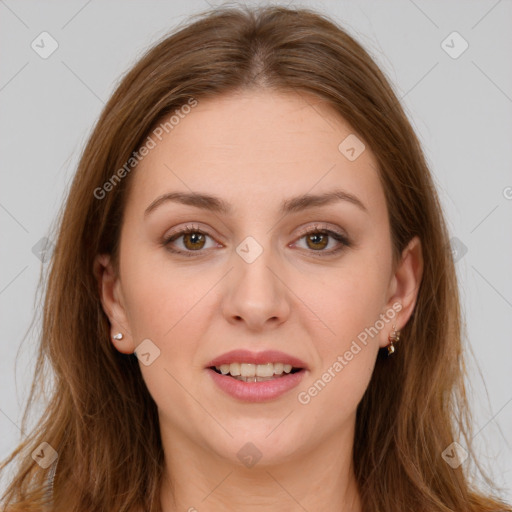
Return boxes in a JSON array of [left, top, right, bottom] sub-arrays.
[[128, 89, 385, 218]]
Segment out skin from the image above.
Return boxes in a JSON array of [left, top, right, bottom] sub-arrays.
[[96, 89, 423, 511]]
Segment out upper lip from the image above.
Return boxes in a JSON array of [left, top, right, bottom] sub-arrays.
[[206, 349, 308, 370]]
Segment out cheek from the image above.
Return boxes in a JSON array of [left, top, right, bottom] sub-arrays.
[[296, 345, 377, 424], [295, 278, 383, 419], [293, 248, 390, 411], [120, 246, 211, 341], [303, 248, 391, 346], [119, 253, 214, 417]]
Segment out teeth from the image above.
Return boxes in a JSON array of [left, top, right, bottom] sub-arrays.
[[241, 363, 256, 377], [219, 363, 235, 375], [233, 375, 278, 383], [273, 362, 284, 374], [216, 362, 297, 378]]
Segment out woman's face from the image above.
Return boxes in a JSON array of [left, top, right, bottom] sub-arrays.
[[99, 89, 421, 466]]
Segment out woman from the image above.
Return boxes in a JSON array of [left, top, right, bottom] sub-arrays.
[[1, 5, 510, 511]]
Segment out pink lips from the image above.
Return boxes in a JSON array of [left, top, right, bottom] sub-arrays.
[[205, 349, 308, 370], [205, 349, 308, 403], [206, 367, 306, 402]]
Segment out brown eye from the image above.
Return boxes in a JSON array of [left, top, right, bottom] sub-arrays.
[[181, 232, 206, 250], [294, 228, 350, 256], [305, 232, 329, 251], [163, 227, 217, 256]]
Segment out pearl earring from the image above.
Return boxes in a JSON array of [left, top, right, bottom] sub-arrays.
[[112, 333, 124, 341]]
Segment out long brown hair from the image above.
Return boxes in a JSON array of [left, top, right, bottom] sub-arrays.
[[1, 5, 510, 511]]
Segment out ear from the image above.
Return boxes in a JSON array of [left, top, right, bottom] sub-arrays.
[[378, 236, 423, 348], [93, 254, 135, 354]]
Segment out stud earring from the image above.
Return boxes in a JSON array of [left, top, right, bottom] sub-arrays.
[[112, 333, 124, 341], [387, 325, 400, 355]]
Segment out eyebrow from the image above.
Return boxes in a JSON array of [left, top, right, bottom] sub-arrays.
[[144, 188, 368, 217]]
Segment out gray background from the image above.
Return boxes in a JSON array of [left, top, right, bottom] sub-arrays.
[[1, 0, 511, 501]]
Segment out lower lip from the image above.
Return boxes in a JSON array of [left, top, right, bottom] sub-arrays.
[[206, 368, 306, 402]]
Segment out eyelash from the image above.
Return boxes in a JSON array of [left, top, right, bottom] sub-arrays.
[[161, 225, 351, 258]]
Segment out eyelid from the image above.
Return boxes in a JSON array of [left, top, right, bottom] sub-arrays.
[[295, 222, 346, 239], [164, 222, 204, 238]]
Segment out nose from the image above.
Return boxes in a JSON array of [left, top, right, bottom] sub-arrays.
[[221, 240, 291, 331]]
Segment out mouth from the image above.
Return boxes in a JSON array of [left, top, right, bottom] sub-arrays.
[[208, 363, 304, 383], [206, 363, 307, 402]]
